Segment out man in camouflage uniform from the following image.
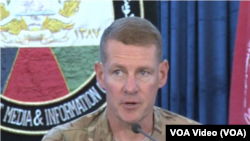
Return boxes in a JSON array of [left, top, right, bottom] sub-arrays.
[[42, 17, 200, 141]]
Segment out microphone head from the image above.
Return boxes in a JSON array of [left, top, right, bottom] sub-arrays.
[[131, 123, 141, 134]]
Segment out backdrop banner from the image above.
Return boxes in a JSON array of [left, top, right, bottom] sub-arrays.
[[0, 0, 157, 140]]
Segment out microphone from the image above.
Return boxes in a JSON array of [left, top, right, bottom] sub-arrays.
[[131, 123, 159, 141]]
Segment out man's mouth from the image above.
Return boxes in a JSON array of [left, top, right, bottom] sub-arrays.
[[122, 101, 140, 109], [125, 102, 137, 105]]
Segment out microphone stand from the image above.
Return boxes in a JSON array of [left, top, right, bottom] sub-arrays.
[[132, 123, 159, 141]]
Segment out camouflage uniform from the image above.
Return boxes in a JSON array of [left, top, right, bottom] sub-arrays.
[[42, 106, 200, 141]]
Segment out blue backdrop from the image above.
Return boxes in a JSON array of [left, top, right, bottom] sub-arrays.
[[155, 1, 240, 124]]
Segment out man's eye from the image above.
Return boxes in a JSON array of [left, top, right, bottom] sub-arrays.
[[137, 70, 152, 82], [114, 70, 122, 76], [140, 70, 149, 76]]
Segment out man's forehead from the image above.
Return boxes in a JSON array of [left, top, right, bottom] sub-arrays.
[[103, 39, 159, 64], [105, 60, 157, 71], [105, 40, 158, 57]]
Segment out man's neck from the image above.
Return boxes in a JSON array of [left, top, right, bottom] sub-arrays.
[[107, 110, 154, 141]]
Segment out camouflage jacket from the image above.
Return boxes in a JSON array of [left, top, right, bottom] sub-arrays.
[[41, 106, 200, 141]]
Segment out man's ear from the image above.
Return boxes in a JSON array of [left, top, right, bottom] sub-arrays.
[[95, 62, 105, 89], [158, 60, 169, 88]]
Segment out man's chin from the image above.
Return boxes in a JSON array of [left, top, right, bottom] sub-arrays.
[[120, 116, 140, 125]]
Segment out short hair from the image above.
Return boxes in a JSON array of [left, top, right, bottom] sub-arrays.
[[99, 17, 162, 64]]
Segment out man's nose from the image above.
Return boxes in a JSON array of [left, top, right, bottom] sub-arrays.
[[124, 74, 138, 94]]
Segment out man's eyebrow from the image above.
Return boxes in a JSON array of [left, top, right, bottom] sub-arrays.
[[137, 66, 155, 72], [108, 63, 155, 72], [109, 64, 126, 69]]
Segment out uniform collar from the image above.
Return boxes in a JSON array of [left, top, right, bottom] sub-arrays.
[[94, 106, 164, 141], [151, 106, 165, 140], [93, 108, 113, 141]]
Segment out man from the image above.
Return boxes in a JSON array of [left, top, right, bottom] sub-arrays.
[[42, 17, 199, 141]]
